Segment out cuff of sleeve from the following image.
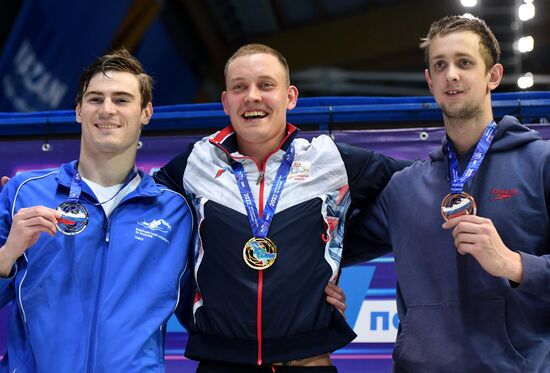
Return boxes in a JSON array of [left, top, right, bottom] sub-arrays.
[[0, 261, 17, 280], [515, 251, 546, 293]]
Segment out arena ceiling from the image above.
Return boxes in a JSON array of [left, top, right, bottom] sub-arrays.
[[166, 0, 549, 98], [1, 0, 548, 102]]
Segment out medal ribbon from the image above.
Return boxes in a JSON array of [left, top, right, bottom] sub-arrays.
[[67, 164, 138, 205], [445, 121, 497, 194], [231, 144, 295, 238]]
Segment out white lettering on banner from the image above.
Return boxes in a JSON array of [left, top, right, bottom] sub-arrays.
[[2, 76, 34, 111], [353, 300, 399, 343], [4, 40, 68, 110]]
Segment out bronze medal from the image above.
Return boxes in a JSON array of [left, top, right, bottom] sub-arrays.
[[56, 202, 89, 235], [440, 192, 477, 221], [243, 237, 278, 270]]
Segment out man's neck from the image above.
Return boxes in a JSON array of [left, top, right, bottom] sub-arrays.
[[444, 114, 494, 156], [77, 152, 136, 187], [237, 133, 286, 166]]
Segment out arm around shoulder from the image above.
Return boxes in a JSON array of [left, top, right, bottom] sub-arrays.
[[154, 149, 193, 195], [343, 187, 393, 266], [336, 143, 412, 206]]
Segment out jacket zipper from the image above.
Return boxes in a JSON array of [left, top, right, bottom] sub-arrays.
[[212, 132, 294, 365], [256, 163, 266, 365], [86, 218, 111, 373]]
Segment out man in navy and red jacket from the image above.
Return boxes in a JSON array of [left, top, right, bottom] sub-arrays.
[[155, 43, 408, 372]]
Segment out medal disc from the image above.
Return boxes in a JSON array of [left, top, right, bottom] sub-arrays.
[[243, 237, 277, 270], [56, 202, 89, 235], [440, 192, 477, 221]]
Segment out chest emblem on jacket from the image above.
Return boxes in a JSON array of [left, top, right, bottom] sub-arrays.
[[214, 166, 233, 179], [288, 161, 311, 181], [490, 188, 518, 201], [135, 219, 172, 243]]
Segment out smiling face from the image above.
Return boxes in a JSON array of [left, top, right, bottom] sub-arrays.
[[221, 53, 298, 156], [425, 31, 502, 124], [76, 70, 152, 160]]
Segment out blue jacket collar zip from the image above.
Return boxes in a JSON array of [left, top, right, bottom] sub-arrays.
[[55, 160, 163, 202]]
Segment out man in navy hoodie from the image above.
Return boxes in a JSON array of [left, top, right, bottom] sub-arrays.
[[344, 16, 550, 372]]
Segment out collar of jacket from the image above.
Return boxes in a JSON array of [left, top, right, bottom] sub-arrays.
[[209, 123, 300, 155], [55, 160, 163, 199], [429, 115, 539, 162]]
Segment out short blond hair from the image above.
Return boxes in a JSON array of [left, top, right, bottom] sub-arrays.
[[224, 43, 290, 86]]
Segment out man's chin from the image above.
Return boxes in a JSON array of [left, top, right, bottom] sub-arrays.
[[442, 104, 481, 121]]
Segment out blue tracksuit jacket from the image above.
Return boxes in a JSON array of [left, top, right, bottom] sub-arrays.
[[0, 161, 193, 372]]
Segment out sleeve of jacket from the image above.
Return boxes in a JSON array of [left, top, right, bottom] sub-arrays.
[[174, 250, 195, 330], [153, 144, 194, 195], [159, 186, 196, 331], [337, 143, 407, 265], [336, 143, 411, 208], [515, 153, 550, 298], [154, 145, 198, 327], [0, 179, 17, 307], [342, 182, 393, 266]]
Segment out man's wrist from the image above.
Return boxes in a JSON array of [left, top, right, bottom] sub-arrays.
[[505, 251, 523, 284], [0, 245, 18, 277]]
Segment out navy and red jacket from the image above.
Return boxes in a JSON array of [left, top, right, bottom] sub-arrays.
[[155, 124, 407, 365]]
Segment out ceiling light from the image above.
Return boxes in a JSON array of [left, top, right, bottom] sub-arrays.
[[517, 36, 534, 52], [517, 73, 534, 89], [518, 3, 535, 21], [460, 0, 477, 7]]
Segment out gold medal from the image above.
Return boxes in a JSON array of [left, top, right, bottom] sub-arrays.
[[440, 192, 477, 221], [243, 237, 277, 270]]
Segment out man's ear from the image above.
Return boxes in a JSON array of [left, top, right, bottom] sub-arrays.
[[221, 91, 229, 115], [286, 85, 299, 110], [75, 102, 82, 124], [488, 63, 504, 91], [141, 102, 153, 126]]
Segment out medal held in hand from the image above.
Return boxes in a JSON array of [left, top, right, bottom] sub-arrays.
[[56, 201, 89, 235], [441, 121, 497, 221], [440, 192, 477, 221], [232, 144, 295, 270], [243, 237, 278, 270], [56, 164, 137, 235]]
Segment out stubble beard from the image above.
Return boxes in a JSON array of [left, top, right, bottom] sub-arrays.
[[441, 100, 482, 121]]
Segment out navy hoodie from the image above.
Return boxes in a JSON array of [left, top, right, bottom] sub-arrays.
[[344, 116, 550, 372]]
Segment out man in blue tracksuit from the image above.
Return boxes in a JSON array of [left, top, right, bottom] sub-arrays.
[[0, 49, 193, 372], [344, 16, 550, 372]]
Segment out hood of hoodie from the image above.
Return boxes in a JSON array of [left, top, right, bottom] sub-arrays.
[[429, 115, 541, 162]]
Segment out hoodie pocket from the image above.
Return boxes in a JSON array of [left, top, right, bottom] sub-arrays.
[[393, 297, 527, 373]]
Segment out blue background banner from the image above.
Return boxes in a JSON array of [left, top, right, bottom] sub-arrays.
[[0, 0, 133, 111]]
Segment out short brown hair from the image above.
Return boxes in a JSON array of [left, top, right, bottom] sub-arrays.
[[420, 16, 500, 72], [76, 48, 153, 108], [224, 43, 290, 86]]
